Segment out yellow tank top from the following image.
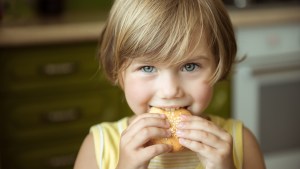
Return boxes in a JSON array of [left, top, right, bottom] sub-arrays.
[[90, 115, 243, 169]]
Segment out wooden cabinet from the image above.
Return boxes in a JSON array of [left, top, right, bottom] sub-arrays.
[[0, 42, 131, 169], [207, 80, 231, 118], [0, 40, 231, 169]]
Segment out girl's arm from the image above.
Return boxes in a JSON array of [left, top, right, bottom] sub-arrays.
[[74, 134, 98, 169], [243, 127, 266, 169]]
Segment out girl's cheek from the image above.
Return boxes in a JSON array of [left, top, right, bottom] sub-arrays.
[[124, 76, 152, 114], [201, 87, 213, 112], [191, 84, 214, 115]]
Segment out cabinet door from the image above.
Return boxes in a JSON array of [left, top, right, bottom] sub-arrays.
[[2, 139, 82, 169], [205, 80, 231, 118], [0, 42, 108, 94]]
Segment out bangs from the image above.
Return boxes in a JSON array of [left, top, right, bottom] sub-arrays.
[[119, 0, 206, 66], [100, 0, 236, 85]]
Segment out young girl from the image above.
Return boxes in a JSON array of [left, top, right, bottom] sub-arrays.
[[74, 0, 266, 169]]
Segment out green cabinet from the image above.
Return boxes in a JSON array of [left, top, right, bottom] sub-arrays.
[[205, 80, 232, 118], [0, 40, 231, 169], [0, 43, 107, 93], [0, 42, 131, 169]]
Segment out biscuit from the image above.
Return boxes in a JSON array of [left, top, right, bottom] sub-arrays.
[[149, 107, 191, 152]]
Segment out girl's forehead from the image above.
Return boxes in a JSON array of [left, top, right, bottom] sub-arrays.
[[132, 38, 212, 64], [131, 53, 212, 69]]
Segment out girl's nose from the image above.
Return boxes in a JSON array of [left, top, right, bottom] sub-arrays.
[[157, 73, 184, 99]]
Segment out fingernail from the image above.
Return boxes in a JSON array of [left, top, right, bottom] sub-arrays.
[[166, 130, 172, 137], [160, 114, 166, 118], [177, 122, 184, 128], [180, 115, 188, 120], [176, 130, 184, 136], [179, 138, 185, 144], [165, 120, 170, 127]]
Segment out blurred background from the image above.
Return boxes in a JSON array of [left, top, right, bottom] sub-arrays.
[[0, 0, 299, 169]]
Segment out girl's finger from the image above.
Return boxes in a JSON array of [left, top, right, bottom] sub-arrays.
[[178, 115, 230, 142], [178, 138, 216, 159], [127, 113, 166, 131], [140, 144, 172, 161], [122, 115, 169, 144], [126, 126, 171, 151], [176, 129, 225, 149]]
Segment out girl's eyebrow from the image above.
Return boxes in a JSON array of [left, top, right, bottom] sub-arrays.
[[132, 54, 212, 66], [132, 57, 153, 64], [187, 55, 211, 61]]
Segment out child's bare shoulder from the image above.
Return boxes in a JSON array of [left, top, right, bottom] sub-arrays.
[[243, 127, 266, 169], [74, 134, 98, 169]]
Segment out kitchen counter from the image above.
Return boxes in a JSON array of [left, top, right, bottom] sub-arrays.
[[229, 6, 300, 27], [0, 6, 299, 47]]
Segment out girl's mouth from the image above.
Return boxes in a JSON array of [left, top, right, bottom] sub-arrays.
[[149, 106, 189, 112]]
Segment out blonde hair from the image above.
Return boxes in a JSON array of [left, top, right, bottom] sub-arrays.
[[99, 0, 236, 85]]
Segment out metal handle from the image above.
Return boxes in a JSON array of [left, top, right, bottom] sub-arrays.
[[42, 108, 81, 123], [234, 0, 251, 8], [253, 64, 300, 76], [46, 153, 76, 168], [40, 62, 78, 76]]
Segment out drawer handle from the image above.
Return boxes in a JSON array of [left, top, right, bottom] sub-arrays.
[[42, 108, 81, 123], [46, 154, 76, 168], [40, 62, 78, 76]]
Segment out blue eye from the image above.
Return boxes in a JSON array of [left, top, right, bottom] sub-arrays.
[[141, 66, 156, 73], [183, 63, 199, 72]]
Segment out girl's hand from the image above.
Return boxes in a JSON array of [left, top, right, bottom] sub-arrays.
[[116, 113, 172, 169], [176, 115, 236, 169]]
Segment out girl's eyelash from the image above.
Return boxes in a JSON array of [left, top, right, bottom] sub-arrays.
[[136, 63, 201, 72], [181, 63, 201, 71], [138, 65, 156, 73]]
